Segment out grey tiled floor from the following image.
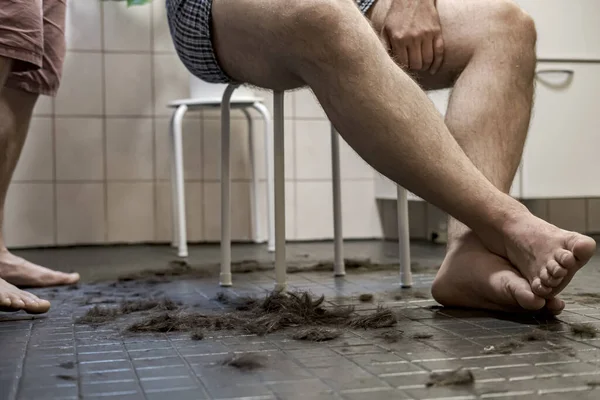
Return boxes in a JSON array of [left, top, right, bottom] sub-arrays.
[[2, 240, 600, 400]]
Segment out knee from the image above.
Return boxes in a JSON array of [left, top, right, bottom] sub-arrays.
[[286, 0, 361, 62], [490, 0, 537, 50]]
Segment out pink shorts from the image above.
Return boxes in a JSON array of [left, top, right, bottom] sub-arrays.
[[0, 0, 67, 96]]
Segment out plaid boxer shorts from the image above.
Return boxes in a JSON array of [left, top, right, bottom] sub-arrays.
[[167, 0, 377, 84]]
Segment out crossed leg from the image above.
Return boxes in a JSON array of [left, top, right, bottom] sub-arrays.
[[368, 0, 566, 312], [210, 0, 595, 304]]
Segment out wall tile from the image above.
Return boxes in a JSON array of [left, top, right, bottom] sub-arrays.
[[155, 182, 204, 243], [548, 198, 587, 232], [103, 1, 152, 52], [250, 119, 295, 181], [255, 181, 296, 241], [152, 0, 176, 53], [104, 54, 153, 116], [295, 88, 327, 119], [339, 137, 374, 180], [587, 199, 600, 233], [155, 117, 202, 181], [32, 96, 53, 116], [203, 118, 250, 181], [56, 183, 105, 244], [295, 181, 333, 240], [153, 54, 190, 116], [13, 117, 53, 182], [107, 182, 155, 242], [341, 181, 382, 239], [295, 120, 332, 180], [203, 182, 252, 241], [55, 52, 103, 116], [55, 118, 104, 181], [65, 0, 102, 51], [106, 118, 154, 180], [4, 183, 54, 247]]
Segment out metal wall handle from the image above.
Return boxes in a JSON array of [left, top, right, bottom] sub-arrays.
[[536, 69, 574, 76]]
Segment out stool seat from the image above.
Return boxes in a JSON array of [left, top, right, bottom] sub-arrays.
[[168, 97, 264, 109]]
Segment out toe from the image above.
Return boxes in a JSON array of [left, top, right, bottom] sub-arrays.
[[569, 235, 597, 263], [531, 277, 552, 297], [49, 272, 80, 286], [546, 261, 568, 279], [0, 294, 11, 308], [26, 298, 50, 314], [508, 278, 546, 311], [7, 294, 25, 310], [555, 249, 576, 269], [546, 297, 565, 315], [541, 262, 565, 287]]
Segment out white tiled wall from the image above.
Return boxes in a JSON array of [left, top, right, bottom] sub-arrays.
[[3, 0, 384, 247], [5, 1, 600, 248]]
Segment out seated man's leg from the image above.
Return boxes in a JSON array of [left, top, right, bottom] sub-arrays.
[[206, 0, 594, 300], [369, 0, 565, 312], [0, 57, 50, 314], [0, 0, 79, 288]]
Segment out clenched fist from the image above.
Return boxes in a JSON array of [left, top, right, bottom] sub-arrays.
[[382, 0, 444, 74]]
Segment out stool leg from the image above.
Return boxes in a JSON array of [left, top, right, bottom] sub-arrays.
[[397, 186, 413, 288], [331, 124, 345, 277], [173, 105, 188, 258], [169, 110, 178, 249], [251, 102, 275, 253], [220, 84, 238, 287], [273, 91, 287, 291], [242, 108, 261, 244]]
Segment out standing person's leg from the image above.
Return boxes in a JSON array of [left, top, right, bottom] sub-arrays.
[[0, 56, 50, 313], [191, 0, 595, 300], [0, 0, 79, 288], [368, 0, 565, 312]]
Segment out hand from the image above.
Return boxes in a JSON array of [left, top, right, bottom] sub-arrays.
[[382, 0, 444, 74]]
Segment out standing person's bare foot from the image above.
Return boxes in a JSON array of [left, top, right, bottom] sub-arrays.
[[0, 277, 50, 313], [0, 250, 79, 288], [478, 208, 596, 299], [432, 231, 565, 314]]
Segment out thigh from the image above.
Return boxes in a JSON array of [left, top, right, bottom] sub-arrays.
[[367, 0, 508, 90]]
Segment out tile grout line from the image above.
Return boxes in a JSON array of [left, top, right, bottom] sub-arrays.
[[11, 322, 34, 400], [101, 1, 109, 243], [163, 333, 213, 398], [150, 0, 158, 243], [51, 91, 58, 245]]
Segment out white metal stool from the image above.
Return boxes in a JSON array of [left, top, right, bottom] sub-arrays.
[[168, 78, 275, 257], [220, 85, 413, 290]]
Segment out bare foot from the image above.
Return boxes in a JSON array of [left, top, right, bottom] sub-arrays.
[[0, 251, 79, 288], [0, 277, 51, 314], [497, 212, 597, 298], [432, 232, 565, 314]]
